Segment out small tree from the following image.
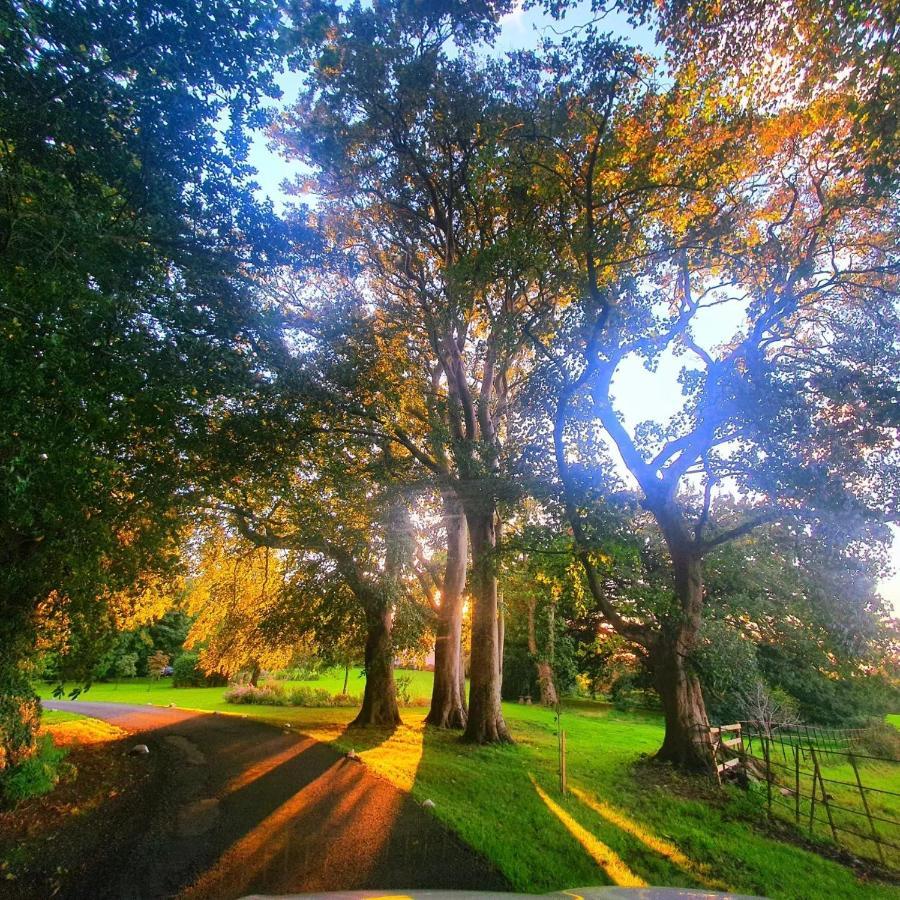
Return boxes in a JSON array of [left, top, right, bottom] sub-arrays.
[[741, 681, 801, 739], [147, 651, 170, 688], [112, 652, 138, 688]]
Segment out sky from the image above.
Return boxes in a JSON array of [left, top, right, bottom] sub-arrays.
[[245, 2, 900, 617]]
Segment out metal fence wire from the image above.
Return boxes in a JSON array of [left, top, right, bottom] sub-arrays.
[[713, 723, 899, 872]]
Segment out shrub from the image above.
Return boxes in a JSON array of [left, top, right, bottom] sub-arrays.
[[223, 682, 286, 705], [275, 665, 321, 682], [172, 653, 227, 688], [395, 674, 412, 705], [332, 693, 361, 707], [1, 735, 69, 806], [610, 673, 660, 711], [223, 682, 360, 708], [854, 722, 900, 761]]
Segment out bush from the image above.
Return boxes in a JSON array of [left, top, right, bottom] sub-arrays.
[[172, 652, 227, 688], [695, 620, 761, 724], [854, 722, 900, 761], [223, 682, 286, 705], [610, 673, 660, 711], [223, 681, 360, 708], [1, 735, 69, 806], [275, 665, 321, 681], [395, 674, 412, 704]]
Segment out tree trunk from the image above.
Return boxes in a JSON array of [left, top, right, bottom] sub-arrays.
[[651, 543, 711, 770], [351, 607, 401, 728], [527, 599, 559, 707], [342, 663, 350, 696], [497, 590, 504, 685], [426, 492, 469, 728], [249, 661, 261, 687], [462, 508, 510, 743]]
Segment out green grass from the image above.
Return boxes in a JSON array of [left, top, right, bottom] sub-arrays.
[[887, 714, 899, 730], [37, 678, 898, 898], [753, 740, 900, 865], [40, 709, 87, 725], [39, 668, 434, 709]]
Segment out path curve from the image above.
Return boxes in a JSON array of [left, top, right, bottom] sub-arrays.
[[38, 700, 508, 900]]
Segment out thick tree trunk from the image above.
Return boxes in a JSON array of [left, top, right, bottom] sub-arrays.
[[351, 608, 401, 728], [426, 492, 469, 728], [527, 600, 559, 707], [651, 541, 711, 770], [462, 508, 510, 743], [249, 661, 261, 687], [652, 637, 711, 770]]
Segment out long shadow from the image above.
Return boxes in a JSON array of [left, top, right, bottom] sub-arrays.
[[338, 720, 399, 752]]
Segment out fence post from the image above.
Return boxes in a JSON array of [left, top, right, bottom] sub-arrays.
[[559, 729, 567, 795], [810, 747, 838, 843], [848, 752, 885, 866], [808, 761, 818, 836], [793, 745, 800, 826], [762, 735, 772, 819]]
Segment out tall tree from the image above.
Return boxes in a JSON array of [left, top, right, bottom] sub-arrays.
[[215, 420, 425, 727], [624, 0, 900, 188], [0, 0, 293, 775], [518, 29, 899, 767], [279, 0, 566, 742], [183, 526, 299, 684]]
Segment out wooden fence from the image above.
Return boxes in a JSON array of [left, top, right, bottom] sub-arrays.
[[712, 723, 899, 872]]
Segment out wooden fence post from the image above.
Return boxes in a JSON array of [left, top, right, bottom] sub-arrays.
[[559, 729, 567, 795], [848, 752, 885, 866], [808, 761, 818, 836], [810, 747, 838, 842], [794, 745, 800, 826]]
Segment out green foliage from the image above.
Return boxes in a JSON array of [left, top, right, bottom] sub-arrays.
[[172, 652, 226, 688], [855, 723, 900, 761], [757, 642, 900, 727], [0, 633, 40, 773], [0, 735, 69, 806], [693, 620, 761, 724], [0, 0, 299, 767], [223, 682, 359, 707], [501, 640, 540, 702], [395, 673, 412, 705], [609, 672, 660, 712], [274, 664, 322, 682], [112, 653, 138, 682]]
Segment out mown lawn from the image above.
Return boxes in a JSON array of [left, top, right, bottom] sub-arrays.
[[38, 677, 898, 898], [41, 709, 87, 725], [39, 668, 434, 708]]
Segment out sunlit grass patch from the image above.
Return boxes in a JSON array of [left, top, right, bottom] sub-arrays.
[[41, 714, 126, 747]]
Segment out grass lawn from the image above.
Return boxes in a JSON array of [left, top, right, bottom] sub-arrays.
[[39, 668, 434, 709], [38, 676, 898, 898], [41, 709, 87, 725], [888, 714, 899, 730]]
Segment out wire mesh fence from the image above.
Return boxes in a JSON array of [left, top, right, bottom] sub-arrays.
[[734, 723, 900, 871]]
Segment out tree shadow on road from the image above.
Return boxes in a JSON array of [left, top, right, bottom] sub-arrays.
[[26, 709, 510, 900]]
